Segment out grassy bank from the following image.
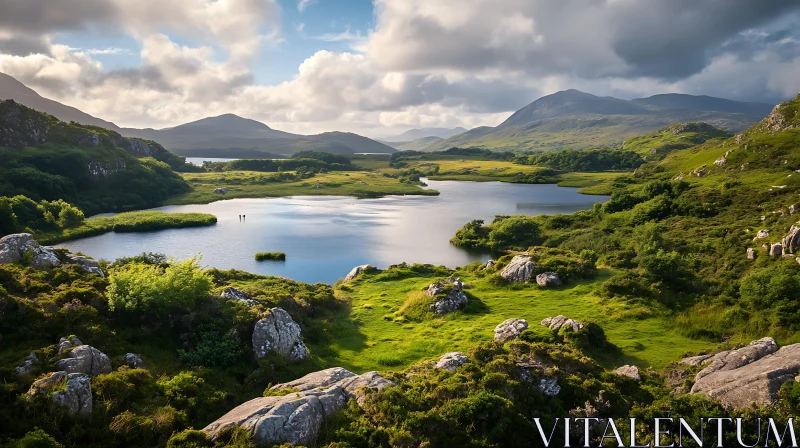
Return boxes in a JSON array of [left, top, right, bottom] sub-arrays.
[[37, 211, 217, 245], [167, 171, 439, 205]]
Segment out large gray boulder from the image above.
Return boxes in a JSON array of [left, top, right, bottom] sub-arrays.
[[770, 243, 783, 257], [66, 254, 104, 277], [691, 342, 800, 410], [205, 368, 392, 446], [426, 278, 468, 315], [252, 308, 309, 361], [494, 318, 528, 342], [694, 337, 778, 381], [344, 264, 371, 282], [55, 345, 112, 376], [500, 254, 535, 283], [536, 272, 562, 287], [0, 233, 60, 269], [27, 371, 93, 416], [541, 315, 583, 332], [615, 365, 641, 381], [435, 352, 469, 371], [220, 287, 258, 306], [783, 224, 800, 254]]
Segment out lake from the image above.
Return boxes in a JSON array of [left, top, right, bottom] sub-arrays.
[[57, 180, 607, 284]]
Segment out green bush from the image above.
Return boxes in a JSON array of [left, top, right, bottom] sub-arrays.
[[12, 428, 63, 448], [178, 325, 244, 367], [254, 252, 286, 261], [487, 216, 542, 250]]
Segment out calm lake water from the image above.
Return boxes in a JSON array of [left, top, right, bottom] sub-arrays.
[[58, 180, 607, 284]]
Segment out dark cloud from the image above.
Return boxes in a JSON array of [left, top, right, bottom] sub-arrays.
[[0, 35, 50, 56], [0, 0, 118, 33]]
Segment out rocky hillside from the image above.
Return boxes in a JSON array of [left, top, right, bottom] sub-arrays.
[[623, 122, 732, 159], [0, 100, 191, 214]]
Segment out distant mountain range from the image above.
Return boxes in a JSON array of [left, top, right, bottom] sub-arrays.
[[422, 89, 775, 152], [382, 127, 468, 142]]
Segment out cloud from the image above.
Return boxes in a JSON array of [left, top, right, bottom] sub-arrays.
[[84, 48, 135, 55], [297, 0, 316, 12]]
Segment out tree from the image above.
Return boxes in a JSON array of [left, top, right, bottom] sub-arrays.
[[487, 216, 542, 250]]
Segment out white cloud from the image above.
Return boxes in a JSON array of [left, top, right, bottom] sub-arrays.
[[297, 0, 316, 13]]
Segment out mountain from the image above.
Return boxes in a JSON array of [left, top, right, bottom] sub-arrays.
[[383, 136, 445, 151], [383, 127, 468, 142], [121, 114, 395, 156], [426, 90, 776, 152], [0, 72, 121, 131]]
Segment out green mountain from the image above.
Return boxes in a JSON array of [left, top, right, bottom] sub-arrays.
[[0, 100, 190, 215], [425, 90, 774, 152], [623, 122, 732, 159]]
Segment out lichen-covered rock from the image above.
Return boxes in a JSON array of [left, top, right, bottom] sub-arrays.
[[27, 371, 93, 416], [680, 354, 714, 366], [344, 264, 371, 282], [435, 352, 469, 371], [782, 224, 800, 254], [15, 352, 38, 376], [754, 229, 770, 240], [538, 377, 561, 396], [694, 337, 778, 381], [0, 233, 60, 269], [614, 365, 641, 381], [269, 367, 393, 403], [220, 287, 258, 306], [57, 336, 83, 354], [426, 278, 468, 315], [55, 345, 112, 376], [691, 342, 800, 410], [500, 255, 535, 283], [770, 243, 783, 257], [746, 248, 755, 259], [125, 353, 146, 369], [66, 255, 104, 277], [535, 272, 562, 287], [252, 308, 309, 361], [494, 318, 528, 342], [541, 315, 583, 332]]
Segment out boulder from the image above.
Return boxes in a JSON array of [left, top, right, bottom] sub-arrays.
[[213, 188, 229, 194], [500, 255, 535, 283], [694, 337, 778, 381], [538, 377, 561, 396], [66, 254, 104, 277], [770, 243, 783, 257], [15, 352, 38, 376], [344, 264, 371, 282], [746, 248, 755, 259], [0, 233, 60, 269], [713, 157, 727, 167], [55, 345, 112, 376], [27, 371, 93, 416], [426, 278, 468, 315], [691, 342, 800, 410], [782, 225, 800, 254], [614, 365, 641, 381], [535, 272, 562, 287], [541, 315, 584, 332], [485, 259, 495, 269], [205, 367, 393, 446], [125, 353, 146, 369], [494, 318, 528, 342], [252, 308, 309, 361], [680, 354, 714, 366], [57, 336, 83, 354], [435, 352, 469, 371], [754, 229, 770, 240], [220, 287, 258, 306]]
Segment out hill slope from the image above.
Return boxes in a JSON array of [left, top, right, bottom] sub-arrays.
[[383, 127, 467, 142], [426, 90, 774, 152], [0, 72, 121, 131], [624, 122, 732, 159]]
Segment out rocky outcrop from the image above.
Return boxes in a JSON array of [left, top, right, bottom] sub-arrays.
[[220, 287, 258, 306], [535, 272, 562, 287], [680, 354, 714, 366], [538, 378, 561, 396], [213, 188, 229, 194], [691, 341, 800, 410], [694, 337, 778, 381], [125, 353, 145, 369], [204, 368, 393, 446], [426, 278, 468, 315], [541, 315, 583, 332], [713, 157, 727, 167], [754, 229, 770, 240], [27, 371, 92, 416], [485, 259, 495, 269], [57, 336, 83, 354], [435, 352, 469, 371], [782, 225, 800, 254], [15, 352, 38, 376], [252, 308, 309, 361], [770, 243, 783, 257], [614, 365, 641, 381], [344, 264, 371, 282], [494, 318, 528, 342], [0, 233, 60, 269], [65, 255, 104, 277], [0, 100, 50, 148], [55, 345, 112, 376], [517, 357, 560, 396], [500, 254, 535, 283]]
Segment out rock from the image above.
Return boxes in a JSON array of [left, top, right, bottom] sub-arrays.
[[782, 224, 800, 254], [252, 308, 309, 361], [680, 354, 714, 366], [213, 187, 229, 194], [692, 342, 800, 410], [713, 157, 727, 167], [790, 205, 797, 215], [541, 315, 583, 332], [694, 337, 778, 381], [57, 336, 83, 354], [426, 278, 468, 315], [344, 264, 371, 282], [0, 233, 61, 269], [435, 352, 469, 371], [538, 377, 561, 396], [770, 243, 783, 257], [485, 259, 495, 269], [55, 345, 112, 376], [500, 254, 535, 283], [27, 371, 93, 416], [494, 318, 528, 342], [746, 248, 755, 259], [754, 229, 770, 240], [66, 255, 104, 277], [614, 365, 641, 381], [269, 367, 393, 401], [535, 272, 562, 287], [125, 353, 145, 369], [220, 287, 258, 306], [15, 352, 38, 376]]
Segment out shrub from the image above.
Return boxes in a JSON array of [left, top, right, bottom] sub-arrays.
[[254, 252, 286, 261], [178, 325, 244, 367], [166, 430, 211, 448], [487, 216, 542, 250], [12, 428, 63, 448]]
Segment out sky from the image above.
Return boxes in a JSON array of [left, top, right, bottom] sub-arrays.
[[1, 0, 799, 138]]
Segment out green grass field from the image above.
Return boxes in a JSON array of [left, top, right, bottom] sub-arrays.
[[301, 267, 712, 373]]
